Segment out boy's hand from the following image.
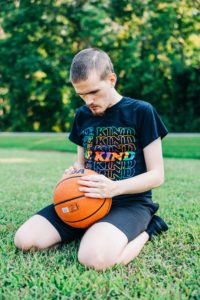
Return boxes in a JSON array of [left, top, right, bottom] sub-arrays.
[[60, 162, 84, 180], [77, 174, 117, 198]]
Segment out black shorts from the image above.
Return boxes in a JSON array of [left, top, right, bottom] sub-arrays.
[[35, 199, 159, 243]]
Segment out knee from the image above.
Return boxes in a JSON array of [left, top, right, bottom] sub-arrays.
[[78, 250, 105, 271], [14, 228, 45, 251], [14, 228, 33, 251], [78, 248, 114, 271]]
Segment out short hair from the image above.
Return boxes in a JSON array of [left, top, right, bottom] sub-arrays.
[[70, 48, 114, 83]]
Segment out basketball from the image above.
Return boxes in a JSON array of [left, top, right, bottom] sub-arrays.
[[53, 168, 112, 228]]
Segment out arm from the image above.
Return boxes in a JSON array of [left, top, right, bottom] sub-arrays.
[[114, 137, 164, 195], [67, 145, 85, 171], [61, 146, 85, 178], [77, 145, 85, 166]]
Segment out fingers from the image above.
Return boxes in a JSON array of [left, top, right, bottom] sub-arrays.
[[64, 162, 84, 175], [78, 179, 101, 187], [84, 193, 102, 198], [80, 175, 103, 181], [64, 166, 74, 175], [79, 186, 104, 198], [63, 163, 83, 175], [73, 162, 84, 170], [79, 187, 99, 194], [78, 179, 106, 198]]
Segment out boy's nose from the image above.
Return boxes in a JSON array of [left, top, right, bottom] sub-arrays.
[[85, 95, 94, 106]]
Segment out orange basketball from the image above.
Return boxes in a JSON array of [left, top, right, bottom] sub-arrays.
[[53, 168, 112, 228]]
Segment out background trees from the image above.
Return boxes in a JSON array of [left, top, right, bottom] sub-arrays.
[[0, 0, 199, 132]]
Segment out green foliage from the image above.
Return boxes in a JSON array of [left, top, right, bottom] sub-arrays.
[[0, 149, 199, 299], [0, 0, 199, 132]]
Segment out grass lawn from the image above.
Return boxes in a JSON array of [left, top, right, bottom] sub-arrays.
[[0, 149, 199, 299], [0, 134, 200, 159]]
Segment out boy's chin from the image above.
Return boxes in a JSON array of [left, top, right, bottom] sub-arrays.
[[91, 108, 105, 116], [92, 111, 105, 117]]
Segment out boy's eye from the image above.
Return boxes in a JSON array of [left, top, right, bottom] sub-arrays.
[[78, 90, 100, 97], [90, 90, 99, 95]]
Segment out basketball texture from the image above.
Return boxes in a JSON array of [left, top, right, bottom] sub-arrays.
[[53, 169, 112, 228]]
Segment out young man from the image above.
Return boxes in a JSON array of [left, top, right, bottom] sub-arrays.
[[14, 48, 168, 271]]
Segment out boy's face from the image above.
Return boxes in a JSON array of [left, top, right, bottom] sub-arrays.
[[72, 71, 117, 116]]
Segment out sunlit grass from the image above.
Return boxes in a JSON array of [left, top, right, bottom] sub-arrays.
[[0, 149, 199, 299], [0, 134, 199, 158]]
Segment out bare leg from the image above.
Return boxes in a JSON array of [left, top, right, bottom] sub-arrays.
[[14, 215, 62, 251], [78, 222, 149, 271], [78, 222, 128, 271], [116, 231, 149, 265]]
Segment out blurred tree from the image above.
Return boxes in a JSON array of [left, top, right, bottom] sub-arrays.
[[0, 0, 72, 131], [0, 0, 199, 132], [107, 0, 200, 130]]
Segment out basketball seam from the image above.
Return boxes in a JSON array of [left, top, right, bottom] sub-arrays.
[[63, 198, 107, 223], [54, 195, 85, 207], [55, 175, 83, 189], [106, 198, 112, 214]]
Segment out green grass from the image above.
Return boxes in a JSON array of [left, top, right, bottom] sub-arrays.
[[0, 134, 199, 159], [0, 149, 199, 299], [162, 136, 200, 159], [0, 134, 76, 152]]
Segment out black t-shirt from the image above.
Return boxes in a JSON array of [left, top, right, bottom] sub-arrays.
[[69, 96, 168, 202]]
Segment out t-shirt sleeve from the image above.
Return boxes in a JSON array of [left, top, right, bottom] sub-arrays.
[[137, 103, 168, 149], [68, 109, 83, 146]]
